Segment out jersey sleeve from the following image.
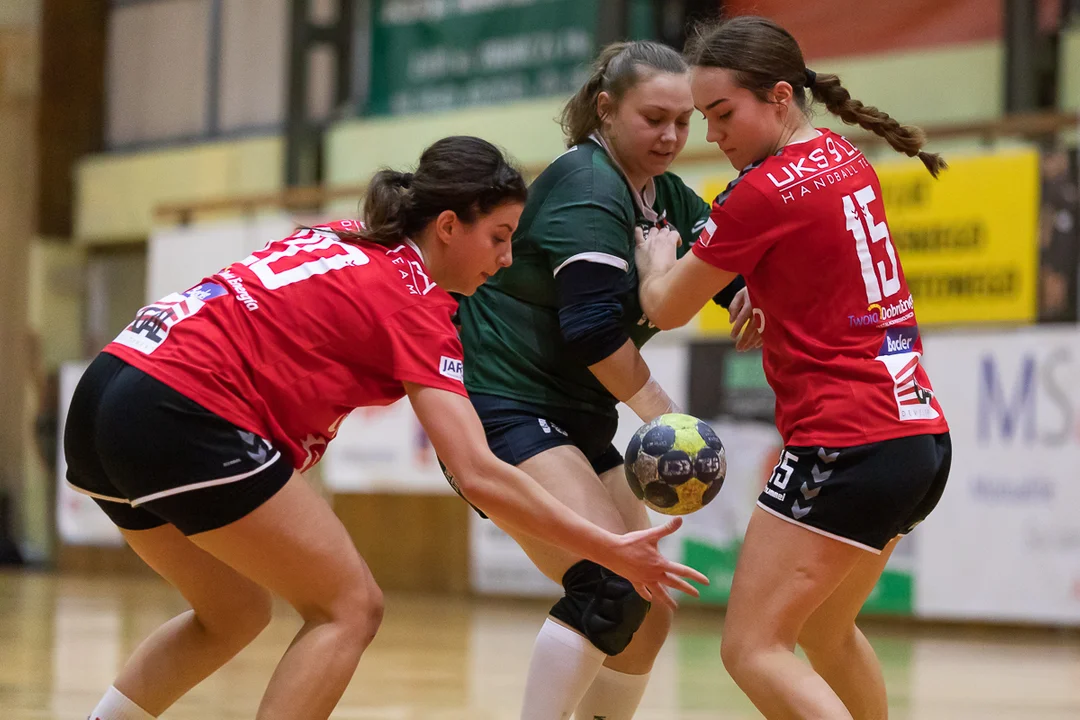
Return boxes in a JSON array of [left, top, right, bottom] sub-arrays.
[[531, 166, 636, 277], [692, 179, 778, 276], [378, 302, 469, 397]]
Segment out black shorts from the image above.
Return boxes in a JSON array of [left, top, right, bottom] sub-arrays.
[[443, 393, 624, 518], [64, 353, 293, 535], [471, 393, 624, 475], [757, 432, 951, 553]]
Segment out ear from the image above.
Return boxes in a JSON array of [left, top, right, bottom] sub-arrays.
[[597, 90, 613, 124], [769, 81, 795, 107], [434, 209, 458, 245]]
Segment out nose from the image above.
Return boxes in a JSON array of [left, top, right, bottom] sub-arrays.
[[706, 120, 723, 145], [660, 121, 677, 144], [498, 243, 512, 268]]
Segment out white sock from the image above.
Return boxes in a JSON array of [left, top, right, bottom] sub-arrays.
[[574, 665, 651, 720], [520, 618, 607, 720], [89, 686, 155, 720]]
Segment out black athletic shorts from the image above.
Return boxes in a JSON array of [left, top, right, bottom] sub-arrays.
[[63, 352, 293, 535], [757, 432, 951, 553], [471, 393, 624, 475], [442, 393, 625, 518]]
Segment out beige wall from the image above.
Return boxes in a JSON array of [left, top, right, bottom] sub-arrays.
[[0, 1, 40, 560], [76, 136, 284, 243]]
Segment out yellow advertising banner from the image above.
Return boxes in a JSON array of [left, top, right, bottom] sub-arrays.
[[697, 149, 1040, 334]]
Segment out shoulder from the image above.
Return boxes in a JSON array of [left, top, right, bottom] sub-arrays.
[[712, 159, 773, 211], [534, 142, 633, 206]]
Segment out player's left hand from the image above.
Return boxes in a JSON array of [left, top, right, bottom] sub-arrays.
[[729, 287, 763, 351]]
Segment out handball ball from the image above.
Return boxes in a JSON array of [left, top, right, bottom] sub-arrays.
[[624, 413, 726, 515]]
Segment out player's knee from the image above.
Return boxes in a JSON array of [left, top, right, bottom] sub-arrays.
[[636, 596, 673, 645], [293, 560, 384, 646], [549, 560, 651, 656], [333, 575, 385, 646], [720, 630, 751, 676]]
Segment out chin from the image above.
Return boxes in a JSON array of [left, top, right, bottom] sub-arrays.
[[455, 281, 483, 297], [647, 158, 674, 175]]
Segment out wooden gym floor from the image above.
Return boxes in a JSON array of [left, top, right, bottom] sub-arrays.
[[1, 572, 1078, 719]]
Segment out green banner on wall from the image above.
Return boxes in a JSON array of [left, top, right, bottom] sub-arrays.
[[369, 0, 598, 115]]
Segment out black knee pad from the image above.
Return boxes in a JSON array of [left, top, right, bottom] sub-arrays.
[[549, 560, 651, 656]]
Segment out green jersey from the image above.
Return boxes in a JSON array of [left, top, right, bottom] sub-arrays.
[[457, 140, 710, 417]]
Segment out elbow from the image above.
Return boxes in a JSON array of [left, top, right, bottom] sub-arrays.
[[648, 309, 686, 332], [641, 295, 688, 331], [558, 304, 628, 366], [446, 454, 498, 507]]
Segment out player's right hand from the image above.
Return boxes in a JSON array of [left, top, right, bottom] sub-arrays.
[[729, 287, 764, 351], [603, 517, 709, 610]]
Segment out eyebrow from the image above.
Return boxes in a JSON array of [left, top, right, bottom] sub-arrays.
[[496, 224, 514, 231], [641, 105, 694, 114], [702, 97, 729, 111]]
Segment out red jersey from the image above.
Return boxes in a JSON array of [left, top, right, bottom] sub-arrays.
[[693, 129, 948, 447], [105, 221, 467, 471]]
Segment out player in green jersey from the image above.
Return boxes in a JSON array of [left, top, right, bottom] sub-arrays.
[[454, 41, 755, 720]]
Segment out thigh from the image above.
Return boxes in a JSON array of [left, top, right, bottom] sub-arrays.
[[598, 464, 650, 533], [799, 537, 899, 650], [187, 473, 379, 617], [121, 523, 271, 622], [725, 507, 866, 650], [494, 444, 632, 584]]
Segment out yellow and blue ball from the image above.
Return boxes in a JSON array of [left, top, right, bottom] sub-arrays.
[[624, 413, 726, 515]]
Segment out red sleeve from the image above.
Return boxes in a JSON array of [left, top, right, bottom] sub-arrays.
[[378, 301, 469, 397], [692, 180, 778, 276]]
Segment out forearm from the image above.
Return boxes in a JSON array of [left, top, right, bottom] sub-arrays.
[[588, 338, 651, 402], [589, 339, 678, 422], [636, 236, 681, 329], [638, 271, 679, 330], [461, 456, 615, 560]]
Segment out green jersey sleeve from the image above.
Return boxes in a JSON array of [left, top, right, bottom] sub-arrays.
[[530, 165, 637, 276]]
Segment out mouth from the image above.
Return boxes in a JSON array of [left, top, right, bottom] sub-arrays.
[[649, 150, 675, 160]]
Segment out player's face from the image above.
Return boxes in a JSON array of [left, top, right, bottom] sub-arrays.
[[445, 200, 522, 295], [691, 66, 790, 171], [600, 71, 693, 185]]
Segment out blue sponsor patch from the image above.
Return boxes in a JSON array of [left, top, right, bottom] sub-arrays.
[[183, 282, 228, 301], [878, 325, 919, 356]]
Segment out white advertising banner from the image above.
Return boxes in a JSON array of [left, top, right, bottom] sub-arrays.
[[147, 215, 298, 302], [321, 401, 451, 493], [919, 328, 1080, 624]]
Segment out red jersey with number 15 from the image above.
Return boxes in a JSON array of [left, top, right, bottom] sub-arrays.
[[104, 221, 467, 472], [693, 129, 948, 447]]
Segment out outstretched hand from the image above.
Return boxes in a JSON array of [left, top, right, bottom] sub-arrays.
[[601, 517, 709, 610]]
